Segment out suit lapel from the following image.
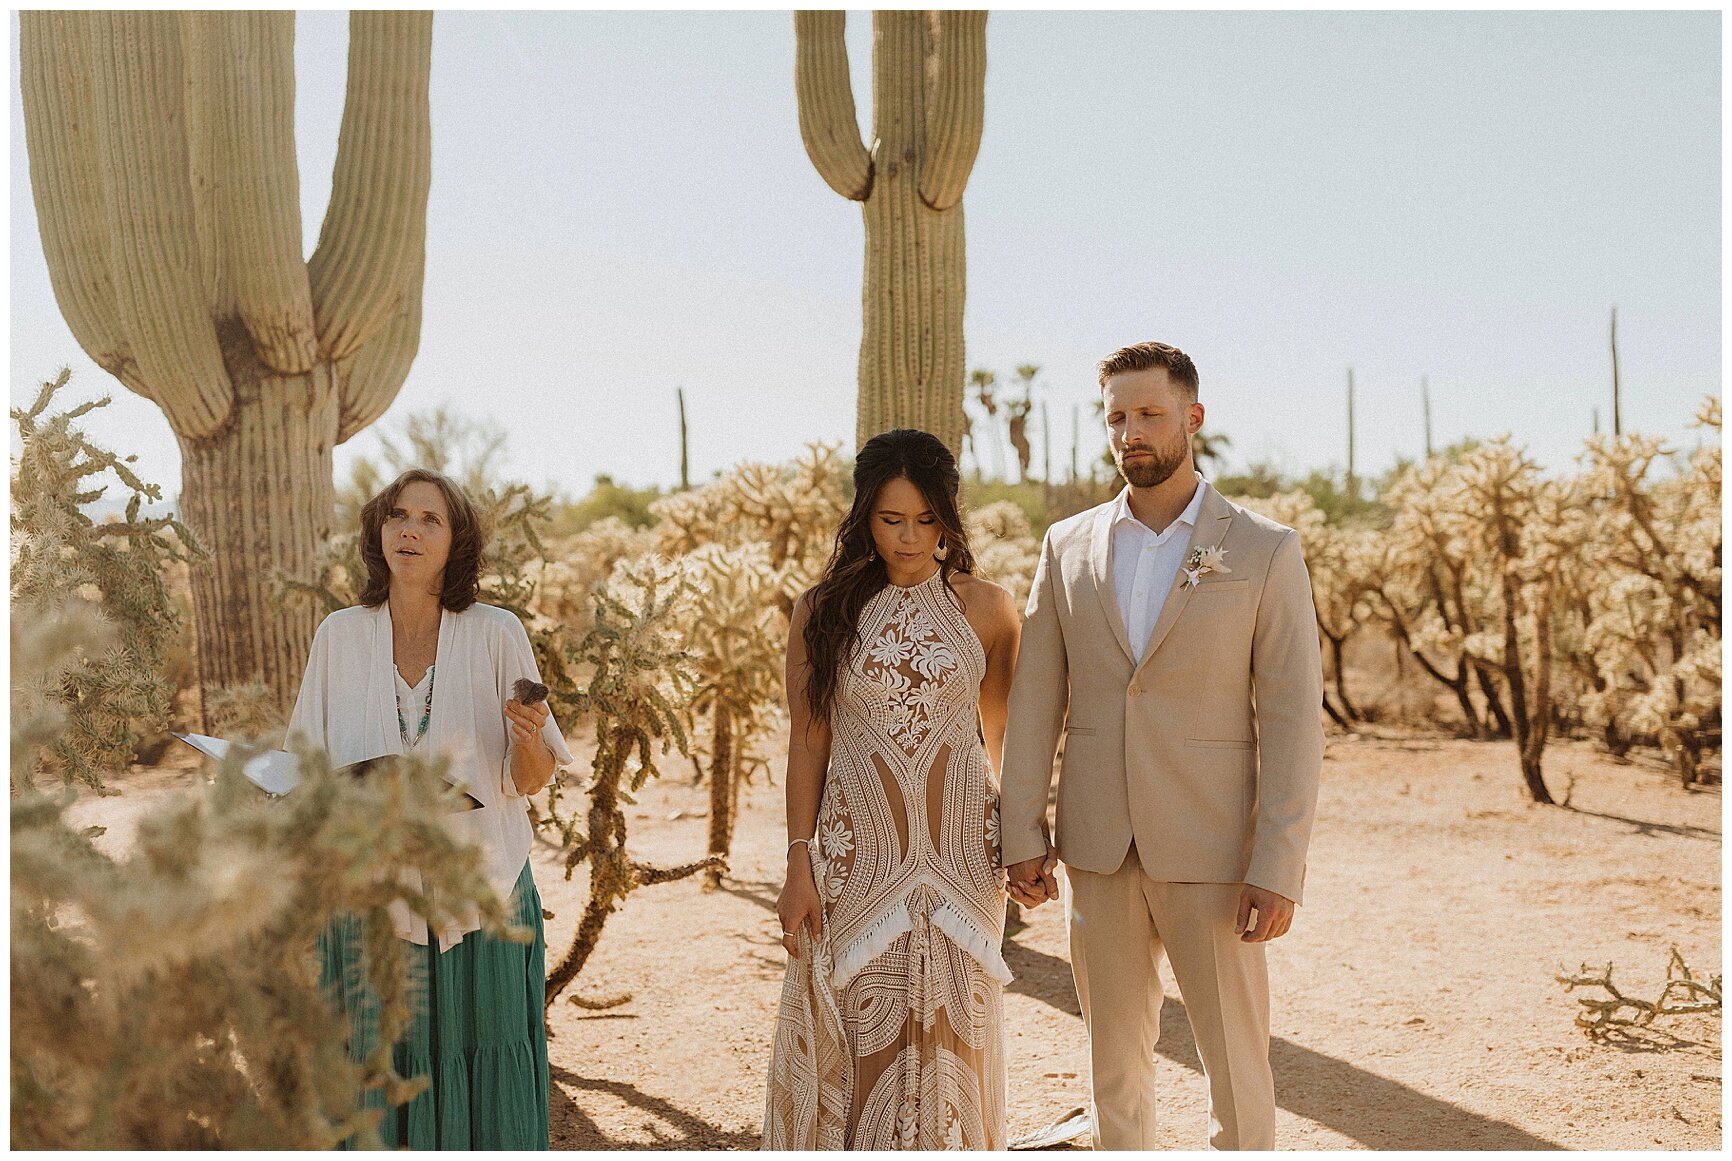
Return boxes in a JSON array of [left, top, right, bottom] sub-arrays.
[[1089, 502, 1137, 664], [1134, 483, 1236, 671]]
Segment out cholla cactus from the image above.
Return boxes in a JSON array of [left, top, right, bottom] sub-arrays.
[[964, 500, 1039, 610], [1236, 490, 1379, 726], [532, 518, 657, 643], [20, 12, 432, 711], [11, 606, 516, 1149], [1371, 455, 1512, 737], [1440, 437, 1589, 803], [794, 11, 987, 453], [649, 441, 850, 611], [675, 543, 789, 889], [10, 369, 204, 792], [541, 554, 720, 1009], [1574, 400, 1721, 783]]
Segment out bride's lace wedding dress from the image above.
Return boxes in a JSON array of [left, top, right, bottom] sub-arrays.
[[764, 570, 1010, 1150]]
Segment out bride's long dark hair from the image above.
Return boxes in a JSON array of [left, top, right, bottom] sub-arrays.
[[802, 428, 977, 725]]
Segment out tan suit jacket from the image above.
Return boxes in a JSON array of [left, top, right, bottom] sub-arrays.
[[1000, 481, 1324, 903]]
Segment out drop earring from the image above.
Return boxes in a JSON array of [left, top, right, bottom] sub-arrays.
[[934, 537, 948, 563]]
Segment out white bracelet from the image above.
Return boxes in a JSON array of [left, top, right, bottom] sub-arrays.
[[788, 837, 813, 854]]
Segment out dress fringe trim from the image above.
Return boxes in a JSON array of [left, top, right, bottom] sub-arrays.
[[829, 898, 1014, 993], [930, 902, 1015, 985], [828, 903, 917, 992]]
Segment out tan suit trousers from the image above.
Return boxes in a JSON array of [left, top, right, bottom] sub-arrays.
[[1067, 846, 1275, 1150]]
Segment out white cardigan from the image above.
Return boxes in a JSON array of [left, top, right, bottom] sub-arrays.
[[286, 601, 574, 946]]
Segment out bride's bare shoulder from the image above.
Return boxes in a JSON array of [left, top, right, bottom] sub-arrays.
[[948, 572, 1018, 627]]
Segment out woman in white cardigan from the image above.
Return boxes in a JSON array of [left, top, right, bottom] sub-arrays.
[[288, 468, 572, 1150]]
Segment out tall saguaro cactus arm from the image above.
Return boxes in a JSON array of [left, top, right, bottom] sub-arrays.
[[204, 12, 319, 376], [18, 15, 141, 399], [336, 240, 426, 444], [89, 13, 235, 439], [309, 12, 433, 369], [918, 11, 986, 212], [794, 11, 872, 201]]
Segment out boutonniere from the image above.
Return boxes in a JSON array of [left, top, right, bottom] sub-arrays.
[[1180, 544, 1231, 590]]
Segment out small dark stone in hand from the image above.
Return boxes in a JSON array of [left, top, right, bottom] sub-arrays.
[[513, 678, 549, 706]]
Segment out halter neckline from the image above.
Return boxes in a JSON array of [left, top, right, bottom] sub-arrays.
[[885, 564, 944, 592]]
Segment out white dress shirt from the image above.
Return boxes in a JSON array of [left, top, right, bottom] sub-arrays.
[[1111, 473, 1207, 663]]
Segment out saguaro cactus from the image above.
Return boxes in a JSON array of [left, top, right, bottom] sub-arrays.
[[20, 12, 431, 712], [794, 10, 986, 454]]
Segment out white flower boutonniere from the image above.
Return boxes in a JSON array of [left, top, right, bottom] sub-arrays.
[[1180, 544, 1231, 590]]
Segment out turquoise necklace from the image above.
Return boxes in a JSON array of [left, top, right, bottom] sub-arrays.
[[398, 664, 435, 749]]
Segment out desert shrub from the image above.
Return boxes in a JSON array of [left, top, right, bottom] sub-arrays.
[[1236, 490, 1381, 726], [549, 473, 664, 537], [532, 517, 658, 643]]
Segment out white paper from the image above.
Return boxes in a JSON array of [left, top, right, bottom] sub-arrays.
[[174, 733, 302, 796]]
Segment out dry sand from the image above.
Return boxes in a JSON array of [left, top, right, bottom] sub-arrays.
[[78, 731, 1721, 1150]]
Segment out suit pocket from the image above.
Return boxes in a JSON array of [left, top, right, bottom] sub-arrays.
[[1185, 737, 1255, 750], [1064, 725, 1096, 736], [1192, 578, 1250, 593]]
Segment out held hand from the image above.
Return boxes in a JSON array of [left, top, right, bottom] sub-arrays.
[[776, 852, 825, 957], [1235, 883, 1295, 943], [1005, 843, 1061, 908], [504, 697, 550, 747]]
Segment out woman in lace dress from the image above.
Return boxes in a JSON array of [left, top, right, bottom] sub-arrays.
[[764, 429, 1047, 1149]]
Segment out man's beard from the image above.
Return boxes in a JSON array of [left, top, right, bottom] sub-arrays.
[[1115, 429, 1190, 489]]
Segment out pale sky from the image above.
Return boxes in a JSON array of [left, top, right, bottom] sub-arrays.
[[10, 10, 1721, 504]]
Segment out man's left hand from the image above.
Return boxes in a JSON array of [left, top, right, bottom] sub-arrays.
[[1235, 884, 1294, 943]]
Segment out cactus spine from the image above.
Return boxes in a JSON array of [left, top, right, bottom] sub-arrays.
[[794, 10, 986, 455], [20, 12, 431, 712]]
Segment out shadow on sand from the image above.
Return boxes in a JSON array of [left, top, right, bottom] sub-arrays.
[[549, 1063, 762, 1150], [1004, 940, 1563, 1150]]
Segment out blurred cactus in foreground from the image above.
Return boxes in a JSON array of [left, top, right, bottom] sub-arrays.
[[10, 369, 204, 794], [20, 11, 432, 713], [794, 11, 987, 453], [11, 605, 516, 1148]]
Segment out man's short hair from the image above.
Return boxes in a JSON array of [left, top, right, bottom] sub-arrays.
[[1097, 341, 1200, 401]]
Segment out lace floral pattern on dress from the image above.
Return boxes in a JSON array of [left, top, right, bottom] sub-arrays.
[[764, 571, 1010, 1150]]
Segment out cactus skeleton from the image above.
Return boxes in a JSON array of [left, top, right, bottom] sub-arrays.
[[20, 12, 432, 711], [795, 10, 986, 454]]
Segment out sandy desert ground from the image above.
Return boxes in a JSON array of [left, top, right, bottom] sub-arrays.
[[77, 730, 1720, 1150]]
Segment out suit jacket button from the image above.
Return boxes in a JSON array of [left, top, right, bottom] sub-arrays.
[[1129, 685, 1141, 696]]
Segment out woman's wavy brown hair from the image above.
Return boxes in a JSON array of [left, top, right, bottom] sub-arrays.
[[802, 428, 977, 725], [357, 468, 487, 612]]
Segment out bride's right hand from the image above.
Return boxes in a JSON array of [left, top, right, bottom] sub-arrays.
[[776, 850, 825, 957]]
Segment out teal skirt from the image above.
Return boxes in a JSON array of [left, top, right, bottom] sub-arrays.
[[318, 860, 550, 1150]]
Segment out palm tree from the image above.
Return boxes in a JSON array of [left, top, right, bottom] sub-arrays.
[[1192, 429, 1233, 474]]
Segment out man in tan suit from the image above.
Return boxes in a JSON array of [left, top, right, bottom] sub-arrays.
[[1000, 341, 1324, 1150]]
